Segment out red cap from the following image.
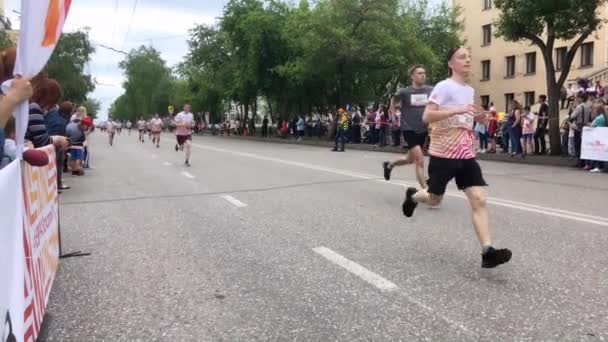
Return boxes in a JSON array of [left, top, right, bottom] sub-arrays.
[[81, 116, 93, 126]]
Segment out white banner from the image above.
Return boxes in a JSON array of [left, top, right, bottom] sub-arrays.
[[581, 127, 608, 162], [0, 161, 24, 342]]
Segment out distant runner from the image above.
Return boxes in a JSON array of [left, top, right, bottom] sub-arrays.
[[126, 120, 132, 135], [150, 114, 164, 148], [174, 104, 194, 166], [105, 119, 116, 146], [137, 117, 146, 143]]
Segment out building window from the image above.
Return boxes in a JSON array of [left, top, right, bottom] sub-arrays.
[[505, 56, 516, 78], [481, 95, 490, 110], [505, 93, 514, 112], [483, 0, 492, 10], [525, 52, 536, 75], [524, 91, 535, 107], [555, 47, 567, 71], [482, 25, 492, 46], [581, 42, 594, 67], [481, 60, 491, 80]]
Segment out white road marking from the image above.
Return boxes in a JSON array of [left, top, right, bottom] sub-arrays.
[[221, 195, 248, 208], [192, 143, 608, 227], [313, 246, 475, 336], [181, 171, 195, 179], [162, 162, 172, 166], [313, 247, 397, 292]]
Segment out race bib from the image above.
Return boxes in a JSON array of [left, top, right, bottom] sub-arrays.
[[437, 113, 474, 130], [410, 94, 429, 106]]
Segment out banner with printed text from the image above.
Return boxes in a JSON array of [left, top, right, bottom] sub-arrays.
[[0, 161, 25, 342], [581, 127, 608, 162], [21, 145, 59, 342]]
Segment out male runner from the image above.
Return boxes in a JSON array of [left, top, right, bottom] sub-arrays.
[[126, 120, 132, 135], [383, 65, 433, 189], [150, 114, 164, 148], [137, 117, 146, 143], [105, 119, 116, 146], [116, 121, 122, 135], [174, 104, 194, 166], [401, 47, 512, 268]]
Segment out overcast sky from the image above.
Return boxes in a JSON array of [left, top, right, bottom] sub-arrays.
[[6, 0, 225, 120], [5, 0, 443, 120]]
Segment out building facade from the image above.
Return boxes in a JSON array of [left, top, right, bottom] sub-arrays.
[[454, 0, 608, 113]]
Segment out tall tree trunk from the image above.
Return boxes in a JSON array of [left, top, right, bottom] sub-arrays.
[[547, 85, 562, 156], [542, 46, 562, 155]]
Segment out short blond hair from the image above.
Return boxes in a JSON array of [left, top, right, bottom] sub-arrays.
[[77, 106, 87, 115]]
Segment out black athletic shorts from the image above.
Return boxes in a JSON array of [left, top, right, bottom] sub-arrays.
[[427, 156, 487, 195], [402, 131, 427, 148], [176, 134, 192, 146]]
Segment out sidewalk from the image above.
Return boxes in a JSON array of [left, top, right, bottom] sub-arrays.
[[200, 133, 577, 168]]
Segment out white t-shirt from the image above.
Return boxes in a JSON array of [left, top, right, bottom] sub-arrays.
[[428, 78, 476, 159], [105, 121, 116, 133], [150, 118, 163, 132], [174, 111, 194, 136]]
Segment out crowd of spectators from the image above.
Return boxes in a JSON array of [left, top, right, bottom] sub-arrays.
[[0, 46, 96, 191]]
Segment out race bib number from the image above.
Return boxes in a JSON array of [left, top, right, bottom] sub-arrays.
[[410, 94, 429, 106], [437, 113, 474, 130]]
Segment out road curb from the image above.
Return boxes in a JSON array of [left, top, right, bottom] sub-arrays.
[[199, 134, 577, 168]]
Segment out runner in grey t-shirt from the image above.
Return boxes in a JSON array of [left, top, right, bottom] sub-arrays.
[[383, 65, 433, 189]]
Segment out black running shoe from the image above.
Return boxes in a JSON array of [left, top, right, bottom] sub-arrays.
[[482, 247, 512, 268], [175, 144, 179, 152], [402, 187, 418, 217], [185, 160, 191, 167], [383, 161, 392, 181]]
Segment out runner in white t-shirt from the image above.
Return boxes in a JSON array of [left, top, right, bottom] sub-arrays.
[[137, 117, 146, 143], [174, 104, 194, 166], [105, 120, 116, 146], [150, 114, 164, 148], [401, 47, 512, 269], [126, 121, 132, 135]]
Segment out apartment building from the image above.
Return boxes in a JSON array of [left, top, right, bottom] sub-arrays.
[[454, 0, 608, 113]]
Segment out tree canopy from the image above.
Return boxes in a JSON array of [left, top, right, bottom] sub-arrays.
[[113, 0, 462, 123], [46, 29, 96, 104], [111, 46, 174, 121]]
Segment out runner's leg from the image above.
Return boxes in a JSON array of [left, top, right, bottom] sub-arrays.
[[463, 186, 491, 247], [185, 139, 192, 163]]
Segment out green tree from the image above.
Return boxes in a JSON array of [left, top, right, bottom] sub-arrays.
[[0, 30, 14, 49], [111, 46, 174, 121], [46, 29, 96, 103], [494, 0, 608, 155], [178, 0, 462, 124]]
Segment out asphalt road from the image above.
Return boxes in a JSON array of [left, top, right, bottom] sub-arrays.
[[39, 131, 608, 342]]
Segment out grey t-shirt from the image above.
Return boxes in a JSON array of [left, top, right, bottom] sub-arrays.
[[66, 121, 85, 146], [397, 85, 433, 133]]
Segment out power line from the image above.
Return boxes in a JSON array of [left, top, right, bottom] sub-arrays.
[[121, 0, 140, 50], [97, 43, 128, 55]]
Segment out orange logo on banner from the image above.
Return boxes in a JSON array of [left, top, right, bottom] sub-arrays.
[[42, 0, 72, 47]]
